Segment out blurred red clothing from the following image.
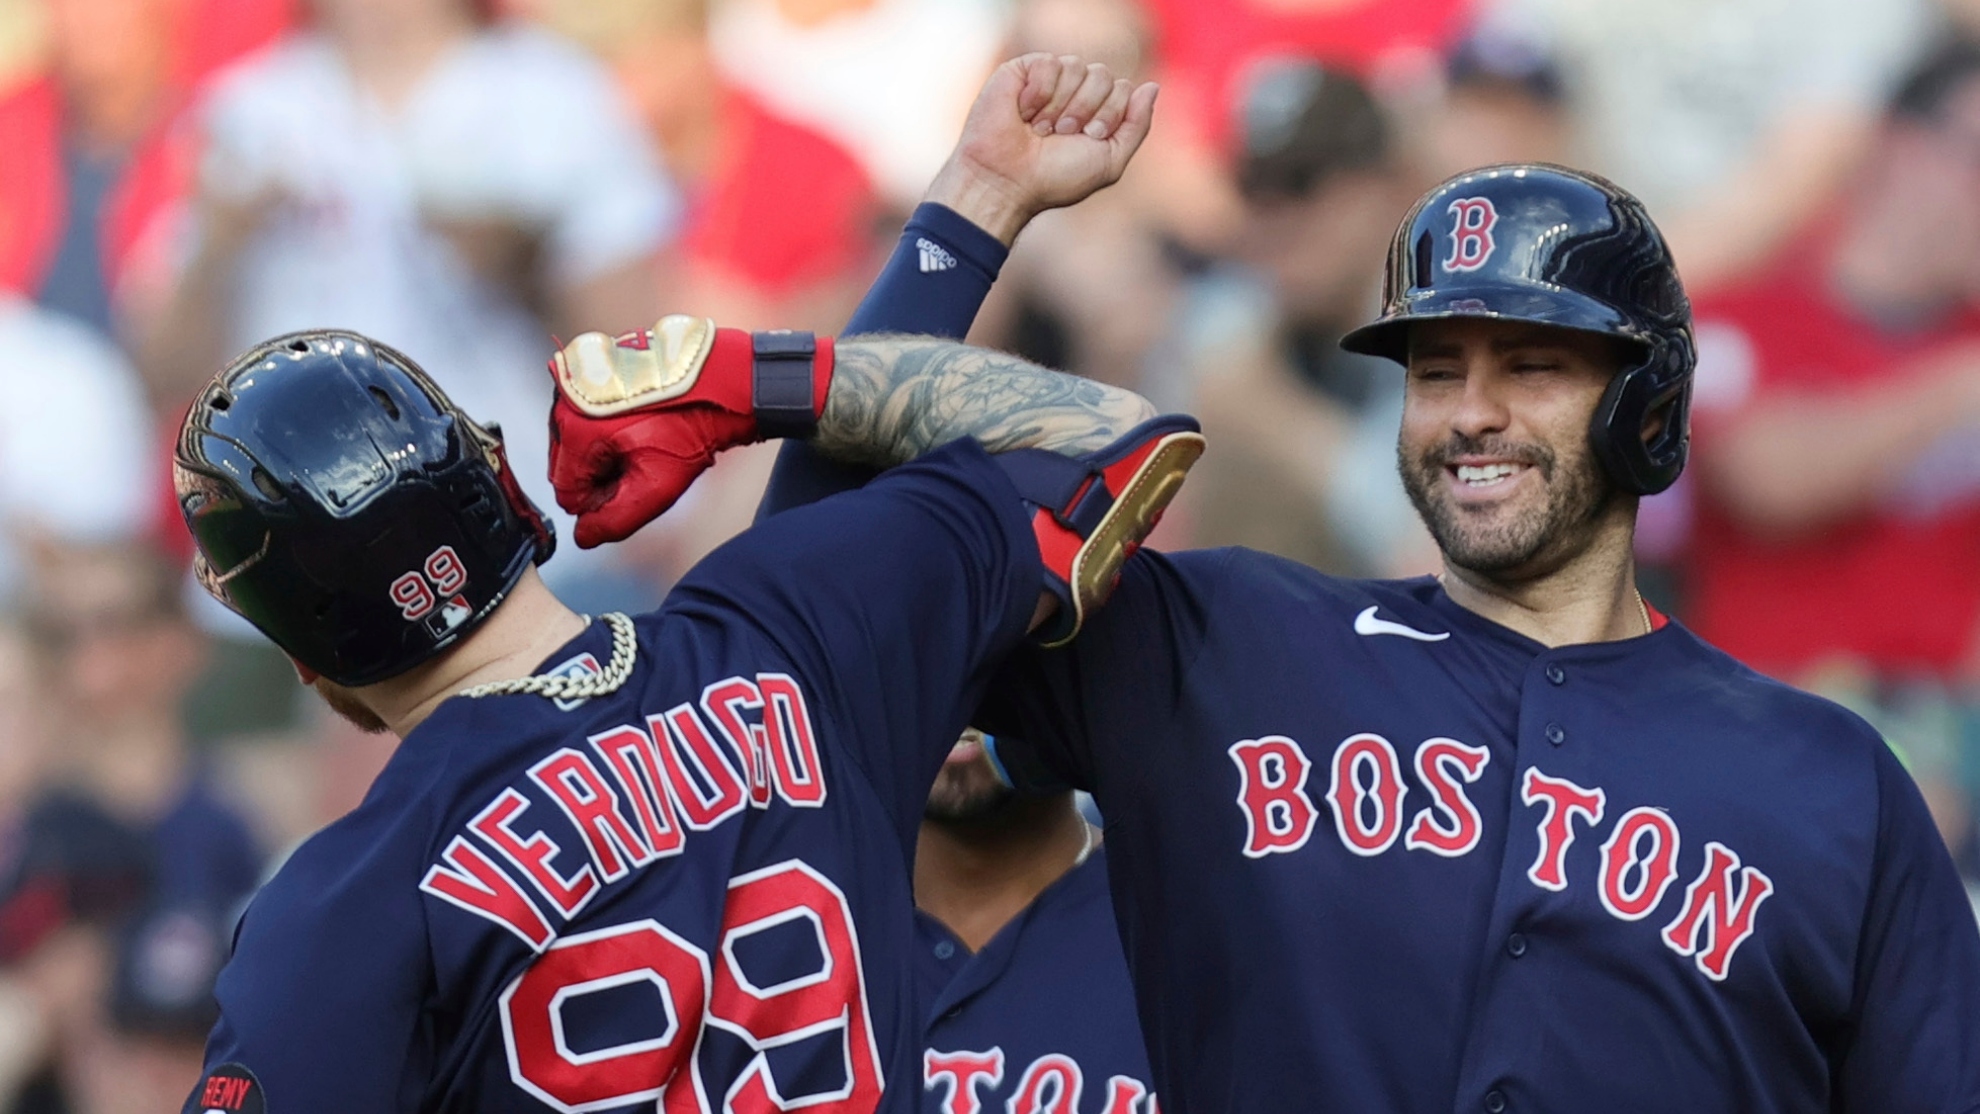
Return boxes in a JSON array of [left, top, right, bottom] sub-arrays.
[[682, 91, 876, 297], [1143, 0, 1470, 152], [1688, 247, 1980, 680], [0, 0, 292, 295]]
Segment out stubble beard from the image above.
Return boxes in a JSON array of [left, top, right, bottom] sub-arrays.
[[924, 761, 1016, 824], [1399, 432, 1616, 578], [311, 677, 392, 735]]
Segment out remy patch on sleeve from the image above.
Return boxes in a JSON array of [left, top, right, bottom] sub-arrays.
[[184, 1063, 266, 1114]]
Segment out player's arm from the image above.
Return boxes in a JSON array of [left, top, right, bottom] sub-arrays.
[[1832, 739, 1980, 1110], [758, 52, 1158, 518], [812, 334, 1155, 464], [549, 323, 1197, 642]]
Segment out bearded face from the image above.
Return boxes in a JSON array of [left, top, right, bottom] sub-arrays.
[[1398, 319, 1630, 579]]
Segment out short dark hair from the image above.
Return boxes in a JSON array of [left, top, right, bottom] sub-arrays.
[[1890, 38, 1980, 123], [1234, 58, 1389, 201]]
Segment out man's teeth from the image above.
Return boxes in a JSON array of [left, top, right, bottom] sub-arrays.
[[1456, 463, 1524, 486]]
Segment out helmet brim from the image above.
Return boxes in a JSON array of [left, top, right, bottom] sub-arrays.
[[1340, 282, 1647, 365]]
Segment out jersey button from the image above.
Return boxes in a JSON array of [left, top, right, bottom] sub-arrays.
[[1506, 933, 1528, 958], [1544, 722, 1566, 746], [1544, 663, 1566, 685], [933, 940, 957, 960], [1484, 1089, 1508, 1113]]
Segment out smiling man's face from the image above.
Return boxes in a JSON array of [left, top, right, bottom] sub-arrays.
[[1398, 317, 1629, 578]]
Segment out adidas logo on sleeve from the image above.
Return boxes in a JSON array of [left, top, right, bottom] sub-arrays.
[[917, 238, 958, 274]]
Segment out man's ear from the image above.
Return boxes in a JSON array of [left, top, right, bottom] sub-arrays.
[[290, 656, 319, 685], [1642, 401, 1670, 444]]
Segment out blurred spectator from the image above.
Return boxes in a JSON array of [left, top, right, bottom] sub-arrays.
[[1140, 0, 1469, 157], [1413, 25, 1572, 180], [0, 541, 263, 1112], [1686, 41, 1980, 687], [538, 0, 881, 325], [23, 542, 261, 911], [1485, 0, 1931, 292], [707, 0, 1007, 209], [1160, 60, 1427, 574], [0, 0, 291, 324], [0, 297, 158, 598], [131, 0, 679, 611]]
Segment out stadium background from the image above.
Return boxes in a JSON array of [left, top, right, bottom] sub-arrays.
[[0, 0, 1977, 1106]]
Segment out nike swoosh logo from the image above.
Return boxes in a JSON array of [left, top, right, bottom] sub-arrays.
[[1353, 606, 1450, 642]]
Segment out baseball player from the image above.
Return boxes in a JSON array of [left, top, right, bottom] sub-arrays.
[[173, 55, 1193, 1114], [912, 733, 1151, 1114], [584, 164, 1980, 1112]]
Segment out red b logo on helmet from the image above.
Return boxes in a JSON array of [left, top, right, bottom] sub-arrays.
[[1443, 197, 1498, 273]]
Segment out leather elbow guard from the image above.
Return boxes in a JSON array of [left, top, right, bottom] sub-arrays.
[[994, 414, 1205, 646]]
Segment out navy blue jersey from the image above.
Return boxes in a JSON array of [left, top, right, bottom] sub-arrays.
[[195, 442, 1039, 1114], [915, 848, 1153, 1114], [982, 549, 1980, 1114]]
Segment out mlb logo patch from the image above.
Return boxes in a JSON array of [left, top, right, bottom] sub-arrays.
[[545, 652, 604, 711], [423, 595, 474, 638]]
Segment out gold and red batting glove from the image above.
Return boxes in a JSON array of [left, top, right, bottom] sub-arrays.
[[548, 315, 832, 547]]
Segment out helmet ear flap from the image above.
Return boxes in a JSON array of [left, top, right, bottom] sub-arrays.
[[1589, 341, 1691, 496], [465, 418, 557, 566]]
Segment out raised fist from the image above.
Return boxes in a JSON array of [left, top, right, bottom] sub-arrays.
[[925, 52, 1159, 244]]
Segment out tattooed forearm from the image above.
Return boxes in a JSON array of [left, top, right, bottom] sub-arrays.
[[811, 335, 1158, 466]]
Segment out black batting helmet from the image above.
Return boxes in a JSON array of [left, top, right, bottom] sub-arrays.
[[175, 331, 555, 687], [1341, 163, 1695, 495]]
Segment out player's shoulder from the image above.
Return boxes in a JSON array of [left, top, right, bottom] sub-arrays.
[[1136, 547, 1432, 622], [238, 741, 451, 954], [1664, 624, 1886, 755]]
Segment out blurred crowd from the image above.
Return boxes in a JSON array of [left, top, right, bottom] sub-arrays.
[[2, 0, 1979, 1105]]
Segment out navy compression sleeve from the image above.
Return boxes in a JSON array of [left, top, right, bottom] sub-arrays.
[[756, 203, 1009, 519]]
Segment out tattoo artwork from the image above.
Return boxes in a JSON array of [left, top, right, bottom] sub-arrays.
[[812, 335, 1157, 466]]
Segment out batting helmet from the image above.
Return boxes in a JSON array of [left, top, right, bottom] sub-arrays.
[[175, 331, 556, 687], [1340, 163, 1695, 495]]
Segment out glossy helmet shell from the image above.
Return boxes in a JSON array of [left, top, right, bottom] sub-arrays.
[[175, 331, 555, 687], [1340, 163, 1696, 495]]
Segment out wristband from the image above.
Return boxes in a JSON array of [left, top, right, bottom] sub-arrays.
[[844, 203, 1009, 338], [752, 330, 819, 439]]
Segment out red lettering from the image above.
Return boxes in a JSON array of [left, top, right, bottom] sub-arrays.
[[649, 705, 747, 829], [469, 789, 598, 918], [531, 748, 653, 882], [1326, 733, 1408, 856], [499, 920, 709, 1111], [1228, 737, 1318, 857], [420, 835, 554, 949], [1403, 738, 1490, 857], [757, 673, 827, 807], [924, 1048, 1005, 1114], [701, 678, 771, 808], [1443, 197, 1499, 272], [1100, 1075, 1151, 1114], [590, 725, 686, 859], [1007, 1054, 1083, 1114], [1599, 807, 1682, 921], [1661, 841, 1774, 981], [1520, 768, 1605, 891]]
